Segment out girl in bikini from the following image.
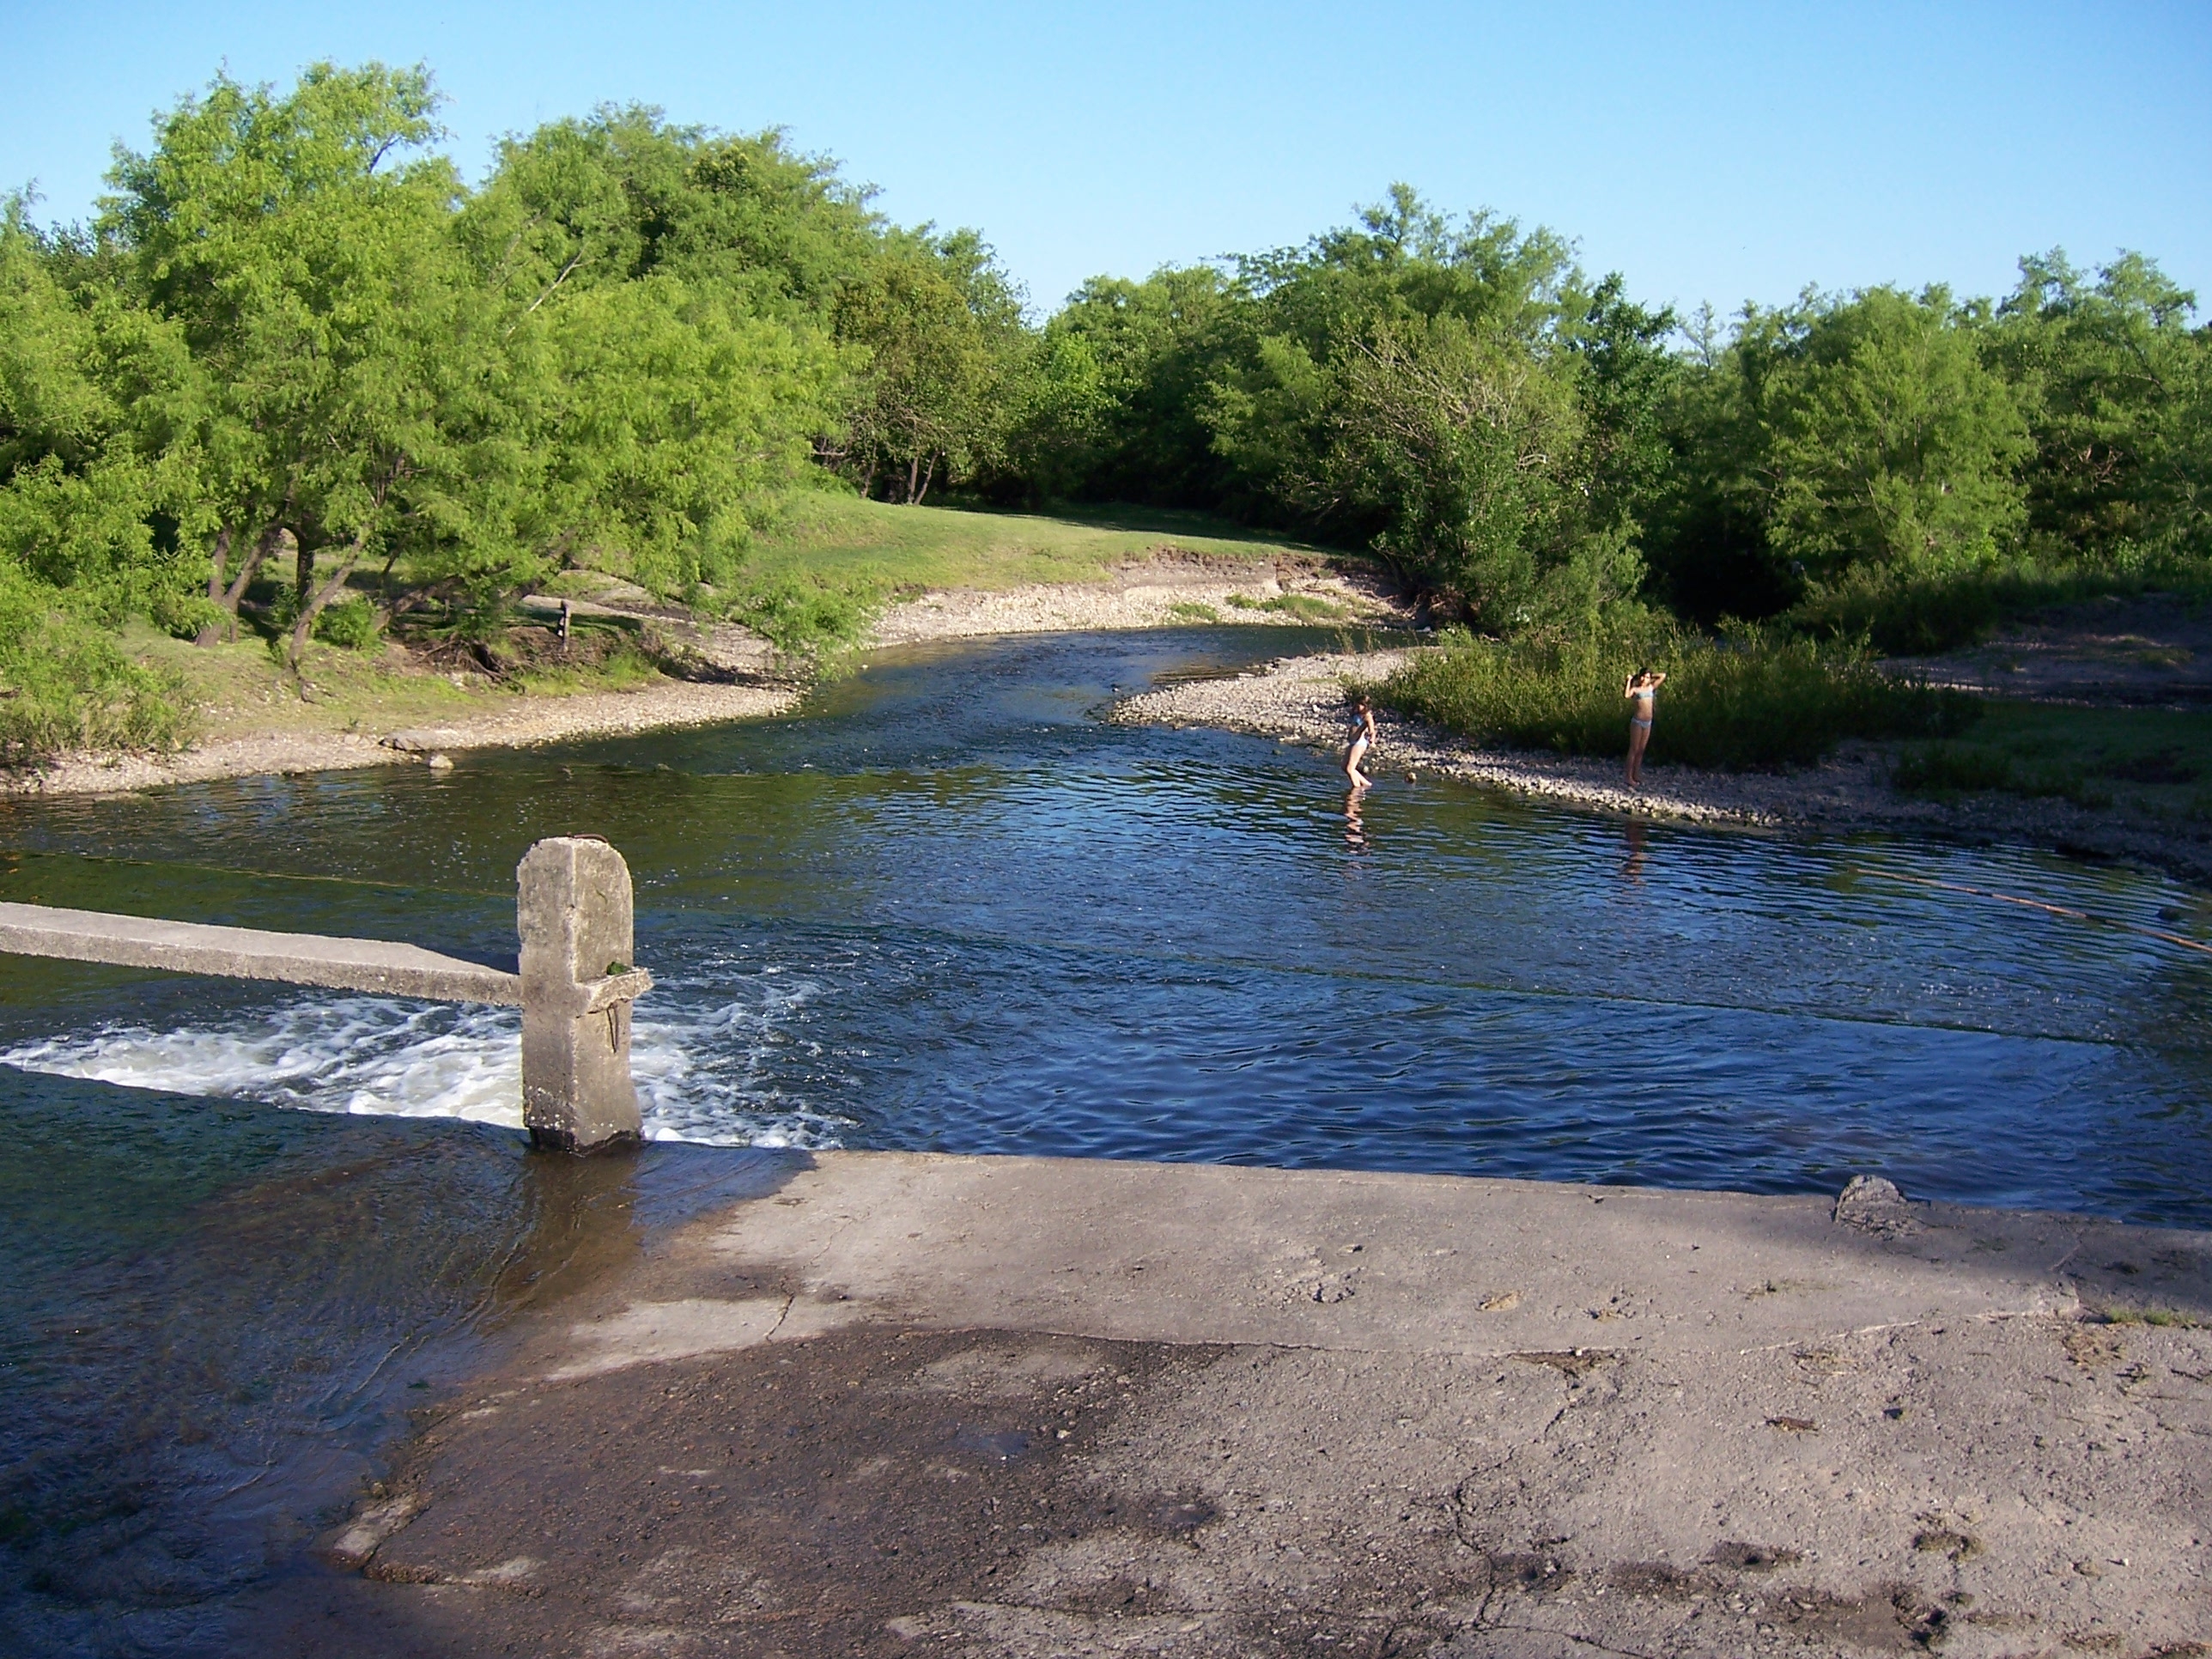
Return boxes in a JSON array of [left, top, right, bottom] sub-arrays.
[[1624, 668, 1665, 788], [1345, 694, 1378, 788]]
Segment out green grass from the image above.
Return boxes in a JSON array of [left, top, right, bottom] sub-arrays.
[[1374, 629, 1973, 770], [1225, 591, 1346, 621], [719, 490, 1341, 651], [1892, 702, 2212, 818]]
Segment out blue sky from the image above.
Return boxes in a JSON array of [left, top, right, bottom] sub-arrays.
[[6, 2, 2208, 321]]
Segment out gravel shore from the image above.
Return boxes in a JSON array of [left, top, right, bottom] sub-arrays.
[[1115, 647, 2212, 886], [867, 553, 1408, 645]]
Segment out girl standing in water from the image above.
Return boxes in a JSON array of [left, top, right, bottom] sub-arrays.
[[1345, 694, 1378, 787], [1624, 668, 1665, 788]]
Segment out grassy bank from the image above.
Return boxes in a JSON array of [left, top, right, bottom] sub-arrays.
[[107, 622, 667, 751], [1893, 702, 2212, 822], [1375, 629, 1973, 770], [714, 494, 1339, 650]]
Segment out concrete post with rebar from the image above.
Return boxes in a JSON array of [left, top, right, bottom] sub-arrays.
[[0, 836, 652, 1152], [516, 836, 651, 1152]]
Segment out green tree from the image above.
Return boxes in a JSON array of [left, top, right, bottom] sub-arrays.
[[1992, 250, 2209, 559], [1756, 287, 2032, 584], [100, 62, 476, 664], [0, 208, 191, 753], [834, 232, 1025, 502], [525, 273, 844, 592], [1023, 266, 1234, 506], [1315, 313, 1636, 625]]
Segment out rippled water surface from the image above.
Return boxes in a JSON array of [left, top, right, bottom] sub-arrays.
[[3, 626, 2209, 1652]]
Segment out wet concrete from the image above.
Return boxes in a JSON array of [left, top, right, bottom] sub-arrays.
[[248, 1153, 2212, 1656]]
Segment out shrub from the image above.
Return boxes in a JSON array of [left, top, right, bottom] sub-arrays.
[[1789, 546, 2212, 655], [1376, 627, 1974, 770], [312, 595, 382, 651], [1226, 592, 1344, 620], [729, 574, 879, 653], [151, 590, 229, 641], [0, 570, 190, 764]]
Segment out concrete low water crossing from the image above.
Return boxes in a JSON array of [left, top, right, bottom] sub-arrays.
[[0, 626, 2207, 1653]]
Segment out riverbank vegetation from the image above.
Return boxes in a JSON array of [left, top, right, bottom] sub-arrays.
[[2, 58, 2207, 765], [1376, 629, 1974, 770], [1892, 703, 2212, 822]]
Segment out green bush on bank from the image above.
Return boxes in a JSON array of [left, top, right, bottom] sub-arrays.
[[726, 574, 884, 653], [0, 572, 190, 764], [312, 596, 382, 652], [1375, 626, 1974, 770]]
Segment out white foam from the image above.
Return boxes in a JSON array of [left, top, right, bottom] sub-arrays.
[[0, 976, 848, 1150]]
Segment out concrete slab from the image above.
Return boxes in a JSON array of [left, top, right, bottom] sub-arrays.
[[0, 900, 522, 1004], [262, 1153, 2212, 1657]]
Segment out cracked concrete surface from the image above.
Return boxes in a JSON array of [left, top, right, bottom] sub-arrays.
[[245, 1152, 2212, 1656]]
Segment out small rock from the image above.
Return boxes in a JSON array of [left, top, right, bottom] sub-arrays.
[[325, 1492, 425, 1570], [1834, 1175, 1921, 1237], [426, 752, 454, 771]]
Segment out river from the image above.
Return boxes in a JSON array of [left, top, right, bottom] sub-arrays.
[[2, 625, 2207, 1653]]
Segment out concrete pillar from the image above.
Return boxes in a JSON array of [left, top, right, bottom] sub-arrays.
[[517, 837, 653, 1152]]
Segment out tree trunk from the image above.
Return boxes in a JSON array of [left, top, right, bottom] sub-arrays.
[[915, 452, 939, 507], [194, 528, 234, 646], [906, 453, 921, 504], [286, 532, 368, 673], [198, 525, 281, 645], [295, 532, 316, 609]]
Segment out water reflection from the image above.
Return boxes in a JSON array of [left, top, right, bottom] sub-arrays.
[[1343, 785, 1370, 851], [1621, 818, 1649, 883]]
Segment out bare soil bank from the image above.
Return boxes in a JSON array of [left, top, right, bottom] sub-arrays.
[[1116, 649, 2212, 889], [1893, 593, 2212, 706], [247, 1152, 2212, 1657]]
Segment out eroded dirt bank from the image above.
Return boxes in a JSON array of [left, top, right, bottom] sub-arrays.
[[246, 1152, 2211, 1657], [1115, 649, 2212, 888]]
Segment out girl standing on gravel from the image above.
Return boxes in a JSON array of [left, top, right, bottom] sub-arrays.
[[1345, 695, 1378, 787], [1624, 668, 1665, 788]]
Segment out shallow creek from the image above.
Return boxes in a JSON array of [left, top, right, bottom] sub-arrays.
[[2, 625, 2208, 1653]]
